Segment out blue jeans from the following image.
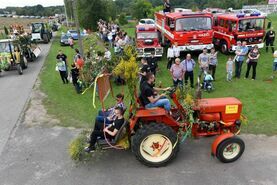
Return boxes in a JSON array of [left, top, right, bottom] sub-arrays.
[[145, 98, 171, 111], [235, 60, 243, 78], [273, 62, 277, 71], [96, 110, 112, 125]]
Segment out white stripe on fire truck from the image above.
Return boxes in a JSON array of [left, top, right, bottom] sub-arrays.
[[155, 23, 175, 39], [214, 31, 234, 39]]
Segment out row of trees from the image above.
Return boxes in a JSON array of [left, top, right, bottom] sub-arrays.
[[65, 0, 267, 31], [1, 5, 64, 16]]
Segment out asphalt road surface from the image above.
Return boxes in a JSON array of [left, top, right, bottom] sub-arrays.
[[1, 39, 277, 185], [0, 42, 52, 155], [0, 124, 277, 185]]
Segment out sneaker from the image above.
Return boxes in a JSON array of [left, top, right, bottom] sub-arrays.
[[84, 146, 96, 153]]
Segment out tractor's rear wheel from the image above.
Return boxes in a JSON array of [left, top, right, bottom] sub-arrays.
[[216, 136, 245, 163], [132, 123, 179, 167], [43, 34, 49, 43], [21, 57, 28, 69], [17, 64, 23, 75]]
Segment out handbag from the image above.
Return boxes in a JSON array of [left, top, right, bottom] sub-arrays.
[[246, 58, 250, 64]]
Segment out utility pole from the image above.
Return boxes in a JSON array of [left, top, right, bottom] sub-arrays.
[[63, 0, 69, 27], [72, 0, 84, 57]]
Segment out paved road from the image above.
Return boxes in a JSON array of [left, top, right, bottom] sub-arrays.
[[0, 42, 52, 155], [0, 124, 277, 185]]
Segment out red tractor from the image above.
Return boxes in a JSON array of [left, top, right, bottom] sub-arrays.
[[95, 75, 245, 167]]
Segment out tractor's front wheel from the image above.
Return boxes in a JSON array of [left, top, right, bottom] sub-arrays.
[[132, 123, 179, 167], [216, 136, 245, 163]]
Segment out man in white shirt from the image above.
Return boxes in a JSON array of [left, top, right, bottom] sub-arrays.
[[104, 48, 111, 61], [198, 48, 210, 78], [173, 42, 180, 59], [167, 44, 174, 69]]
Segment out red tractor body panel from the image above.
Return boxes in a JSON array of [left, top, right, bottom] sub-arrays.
[[155, 11, 214, 51], [198, 97, 242, 123], [135, 25, 163, 58], [213, 13, 266, 53]]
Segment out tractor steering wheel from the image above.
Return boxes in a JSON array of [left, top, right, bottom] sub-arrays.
[[165, 86, 176, 97]]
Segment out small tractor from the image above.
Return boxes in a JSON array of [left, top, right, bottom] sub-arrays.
[[31, 22, 52, 43], [93, 75, 245, 167], [0, 39, 29, 75]]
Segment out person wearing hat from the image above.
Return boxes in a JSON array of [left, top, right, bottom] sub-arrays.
[[245, 45, 260, 80]]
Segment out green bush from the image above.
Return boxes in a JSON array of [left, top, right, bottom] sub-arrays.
[[118, 14, 128, 26], [68, 130, 91, 161]]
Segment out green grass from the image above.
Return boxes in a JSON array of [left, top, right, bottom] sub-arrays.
[[40, 15, 277, 135], [40, 32, 129, 128]]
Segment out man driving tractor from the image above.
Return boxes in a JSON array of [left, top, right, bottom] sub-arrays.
[[140, 73, 171, 112]]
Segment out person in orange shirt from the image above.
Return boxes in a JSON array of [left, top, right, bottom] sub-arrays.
[[75, 55, 84, 69]]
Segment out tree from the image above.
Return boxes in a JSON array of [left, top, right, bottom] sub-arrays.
[[132, 0, 153, 20], [118, 14, 128, 25], [77, 0, 109, 31]]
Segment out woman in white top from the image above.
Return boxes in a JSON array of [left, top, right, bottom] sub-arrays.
[[173, 42, 180, 58], [167, 44, 174, 69]]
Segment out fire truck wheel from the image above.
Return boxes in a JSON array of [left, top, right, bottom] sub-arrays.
[[220, 40, 228, 54], [216, 136, 245, 163], [132, 123, 179, 167]]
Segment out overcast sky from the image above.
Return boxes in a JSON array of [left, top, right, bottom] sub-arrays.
[[0, 0, 64, 8]]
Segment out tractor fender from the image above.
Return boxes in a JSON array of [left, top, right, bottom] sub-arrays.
[[211, 133, 234, 157]]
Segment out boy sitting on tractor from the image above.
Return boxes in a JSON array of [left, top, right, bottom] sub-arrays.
[[85, 106, 125, 153], [95, 93, 126, 125], [140, 73, 171, 112]]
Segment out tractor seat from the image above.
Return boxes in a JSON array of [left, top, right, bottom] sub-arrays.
[[97, 120, 129, 147]]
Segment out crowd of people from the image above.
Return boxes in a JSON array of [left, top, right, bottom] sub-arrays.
[[56, 48, 84, 94], [97, 19, 133, 54]]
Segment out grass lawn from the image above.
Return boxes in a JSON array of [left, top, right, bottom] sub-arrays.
[[40, 16, 277, 135]]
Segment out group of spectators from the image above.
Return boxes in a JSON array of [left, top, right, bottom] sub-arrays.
[[165, 36, 277, 90], [97, 19, 133, 54], [166, 45, 217, 89], [56, 48, 84, 94]]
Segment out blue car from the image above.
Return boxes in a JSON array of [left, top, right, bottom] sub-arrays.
[[67, 30, 79, 40]]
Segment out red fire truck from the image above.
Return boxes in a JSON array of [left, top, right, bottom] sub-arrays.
[[135, 24, 163, 58], [213, 12, 270, 54], [154, 11, 214, 52]]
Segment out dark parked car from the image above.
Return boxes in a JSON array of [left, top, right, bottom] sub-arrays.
[[60, 34, 71, 46]]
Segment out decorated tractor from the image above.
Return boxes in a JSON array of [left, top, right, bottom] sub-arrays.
[[92, 73, 245, 167], [0, 39, 28, 75]]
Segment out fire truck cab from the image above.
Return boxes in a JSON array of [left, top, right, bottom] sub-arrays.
[[135, 24, 163, 58], [213, 12, 269, 54], [155, 11, 214, 52]]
